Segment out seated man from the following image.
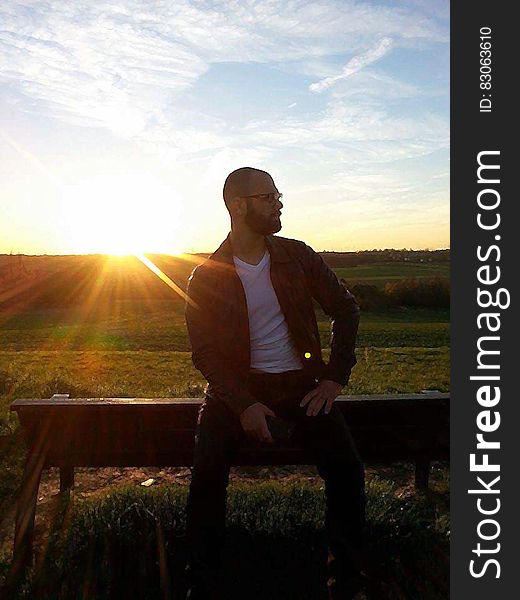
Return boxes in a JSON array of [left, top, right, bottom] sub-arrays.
[[184, 167, 366, 599]]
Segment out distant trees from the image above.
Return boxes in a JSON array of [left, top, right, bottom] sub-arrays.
[[385, 277, 450, 308], [349, 283, 393, 311], [345, 277, 450, 310], [322, 248, 450, 268]]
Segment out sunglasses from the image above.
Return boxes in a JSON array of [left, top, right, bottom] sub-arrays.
[[240, 192, 283, 206]]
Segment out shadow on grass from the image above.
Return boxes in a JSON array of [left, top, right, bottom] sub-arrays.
[[1, 478, 449, 600]]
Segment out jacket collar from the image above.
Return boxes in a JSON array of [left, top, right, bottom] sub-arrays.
[[210, 232, 292, 265]]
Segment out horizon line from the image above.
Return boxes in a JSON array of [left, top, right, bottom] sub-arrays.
[[1, 247, 451, 258]]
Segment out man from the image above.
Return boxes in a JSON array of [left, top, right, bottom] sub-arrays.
[[184, 167, 366, 599]]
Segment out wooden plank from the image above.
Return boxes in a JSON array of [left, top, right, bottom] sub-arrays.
[[16, 414, 448, 440], [59, 467, 74, 492], [9, 452, 45, 585], [415, 458, 432, 490], [31, 421, 447, 467], [10, 393, 449, 409], [11, 394, 449, 468]]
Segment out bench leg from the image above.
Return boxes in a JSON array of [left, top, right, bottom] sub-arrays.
[[60, 467, 74, 493], [7, 452, 45, 589], [415, 458, 431, 490]]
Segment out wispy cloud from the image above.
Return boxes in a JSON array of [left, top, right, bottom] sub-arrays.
[[331, 70, 420, 100], [240, 97, 448, 166], [309, 37, 393, 93], [0, 1, 447, 138]]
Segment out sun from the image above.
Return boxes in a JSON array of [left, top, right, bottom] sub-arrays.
[[60, 173, 183, 255]]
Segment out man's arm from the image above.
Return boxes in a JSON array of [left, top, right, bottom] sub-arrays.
[[303, 244, 360, 387], [185, 265, 259, 417], [299, 244, 360, 416]]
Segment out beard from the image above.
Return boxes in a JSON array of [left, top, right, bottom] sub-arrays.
[[245, 200, 282, 235]]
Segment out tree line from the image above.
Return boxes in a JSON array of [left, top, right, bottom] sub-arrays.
[[343, 277, 450, 310]]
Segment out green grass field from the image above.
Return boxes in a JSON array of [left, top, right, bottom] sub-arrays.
[[1, 478, 448, 599], [0, 255, 450, 598], [1, 305, 449, 351], [334, 262, 449, 287]]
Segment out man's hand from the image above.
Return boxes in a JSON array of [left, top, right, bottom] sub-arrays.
[[239, 402, 276, 444], [300, 380, 343, 416]]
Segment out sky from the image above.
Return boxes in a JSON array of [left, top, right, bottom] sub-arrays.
[[0, 0, 449, 255]]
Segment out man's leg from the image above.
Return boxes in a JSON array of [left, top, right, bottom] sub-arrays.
[[293, 403, 366, 599], [185, 399, 243, 598]]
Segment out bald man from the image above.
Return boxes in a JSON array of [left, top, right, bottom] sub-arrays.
[[184, 167, 365, 599]]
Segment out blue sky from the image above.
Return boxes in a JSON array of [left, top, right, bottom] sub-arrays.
[[0, 0, 449, 254]]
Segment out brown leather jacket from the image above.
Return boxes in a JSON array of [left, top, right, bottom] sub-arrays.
[[185, 233, 360, 416]]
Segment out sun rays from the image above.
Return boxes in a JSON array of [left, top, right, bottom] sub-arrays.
[[0, 252, 206, 352], [135, 253, 197, 307]]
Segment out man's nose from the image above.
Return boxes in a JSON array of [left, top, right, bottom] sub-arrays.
[[276, 197, 283, 210]]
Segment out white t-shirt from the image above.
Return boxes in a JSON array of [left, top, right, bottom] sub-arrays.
[[233, 250, 303, 373]]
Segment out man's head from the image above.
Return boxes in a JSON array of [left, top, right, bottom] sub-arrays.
[[223, 167, 283, 235]]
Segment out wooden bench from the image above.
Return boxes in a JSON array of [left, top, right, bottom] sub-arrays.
[[7, 392, 449, 583]]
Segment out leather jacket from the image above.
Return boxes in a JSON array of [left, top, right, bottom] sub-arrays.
[[185, 233, 360, 416]]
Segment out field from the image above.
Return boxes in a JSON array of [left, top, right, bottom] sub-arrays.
[[334, 262, 449, 287], [0, 252, 450, 598], [0, 305, 449, 352]]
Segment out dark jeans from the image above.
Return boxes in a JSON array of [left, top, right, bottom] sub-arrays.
[[185, 369, 366, 597]]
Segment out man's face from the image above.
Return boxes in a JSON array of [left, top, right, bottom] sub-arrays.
[[243, 175, 283, 235]]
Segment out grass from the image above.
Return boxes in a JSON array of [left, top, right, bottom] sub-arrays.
[[0, 303, 188, 351], [334, 263, 449, 288], [1, 477, 449, 599], [0, 347, 449, 434], [0, 259, 449, 351], [1, 305, 449, 351], [320, 308, 450, 348]]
